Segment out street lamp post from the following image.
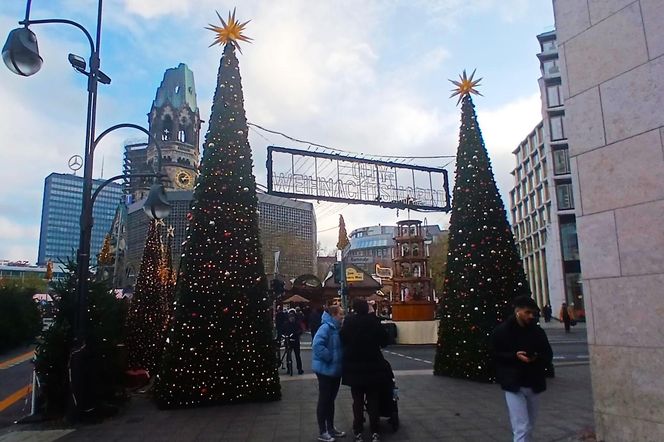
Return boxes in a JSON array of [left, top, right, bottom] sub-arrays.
[[3, 0, 170, 416]]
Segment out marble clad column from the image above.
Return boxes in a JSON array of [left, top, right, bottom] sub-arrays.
[[553, 0, 664, 439]]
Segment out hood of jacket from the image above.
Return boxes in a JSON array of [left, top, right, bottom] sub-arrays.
[[321, 310, 340, 330]]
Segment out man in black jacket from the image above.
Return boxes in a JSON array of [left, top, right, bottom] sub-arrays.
[[341, 298, 390, 442], [491, 295, 553, 442]]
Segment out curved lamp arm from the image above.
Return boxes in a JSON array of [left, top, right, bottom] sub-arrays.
[[90, 172, 159, 207], [19, 18, 94, 57], [93, 123, 164, 174]]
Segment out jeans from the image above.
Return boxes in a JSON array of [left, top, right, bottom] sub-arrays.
[[351, 386, 380, 434], [316, 374, 341, 434], [505, 387, 540, 442]]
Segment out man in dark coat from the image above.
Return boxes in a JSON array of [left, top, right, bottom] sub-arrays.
[[491, 295, 553, 442], [309, 307, 323, 338], [340, 298, 390, 442], [275, 305, 288, 337], [283, 309, 304, 374]]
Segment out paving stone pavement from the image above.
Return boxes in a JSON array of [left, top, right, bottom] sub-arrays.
[[0, 363, 594, 442]]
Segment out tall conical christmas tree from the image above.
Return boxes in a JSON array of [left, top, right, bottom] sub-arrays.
[[155, 10, 280, 407], [434, 71, 530, 382], [126, 219, 168, 375]]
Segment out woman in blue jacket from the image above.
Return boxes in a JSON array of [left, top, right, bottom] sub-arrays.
[[312, 304, 345, 442]]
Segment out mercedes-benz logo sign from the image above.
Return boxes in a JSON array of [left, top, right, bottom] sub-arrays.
[[68, 155, 83, 171]]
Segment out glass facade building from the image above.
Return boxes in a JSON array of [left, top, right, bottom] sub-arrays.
[[509, 30, 584, 319], [37, 173, 123, 266]]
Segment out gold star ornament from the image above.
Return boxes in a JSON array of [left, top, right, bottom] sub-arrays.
[[205, 8, 253, 53], [449, 69, 483, 105]]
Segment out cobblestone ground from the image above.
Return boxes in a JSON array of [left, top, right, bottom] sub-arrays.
[[0, 363, 593, 442]]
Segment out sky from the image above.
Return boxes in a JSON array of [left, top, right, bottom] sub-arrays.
[[0, 0, 555, 262]]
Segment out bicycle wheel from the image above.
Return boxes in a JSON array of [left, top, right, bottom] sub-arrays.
[[276, 347, 283, 369], [286, 350, 293, 376]]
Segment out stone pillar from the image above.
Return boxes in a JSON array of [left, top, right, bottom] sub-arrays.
[[553, 0, 664, 439]]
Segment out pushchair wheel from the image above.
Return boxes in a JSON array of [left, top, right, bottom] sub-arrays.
[[388, 411, 399, 431]]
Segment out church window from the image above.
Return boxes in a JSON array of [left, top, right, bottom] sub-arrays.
[[162, 115, 173, 141]]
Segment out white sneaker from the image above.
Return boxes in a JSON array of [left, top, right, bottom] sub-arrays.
[[370, 433, 380, 442], [353, 433, 363, 441], [318, 432, 336, 442]]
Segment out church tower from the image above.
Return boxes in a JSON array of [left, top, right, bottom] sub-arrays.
[[145, 63, 200, 195]]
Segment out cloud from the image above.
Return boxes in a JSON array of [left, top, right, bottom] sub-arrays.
[[0, 217, 40, 261], [0, 0, 551, 258], [478, 92, 542, 203]]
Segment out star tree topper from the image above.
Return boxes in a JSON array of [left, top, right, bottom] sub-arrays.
[[449, 69, 483, 105], [205, 8, 253, 53]]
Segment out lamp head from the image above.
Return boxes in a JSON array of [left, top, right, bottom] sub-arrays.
[[2, 27, 42, 76], [68, 53, 86, 71], [143, 183, 171, 220]]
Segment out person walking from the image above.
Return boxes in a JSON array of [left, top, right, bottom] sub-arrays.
[[560, 302, 571, 332], [310, 306, 324, 338], [312, 304, 346, 442], [542, 304, 552, 323], [283, 309, 304, 374], [491, 295, 553, 442], [340, 298, 390, 442]]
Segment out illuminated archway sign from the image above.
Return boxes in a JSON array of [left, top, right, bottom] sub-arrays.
[[266, 146, 451, 212]]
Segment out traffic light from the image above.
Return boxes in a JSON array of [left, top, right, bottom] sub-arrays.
[[333, 263, 343, 284]]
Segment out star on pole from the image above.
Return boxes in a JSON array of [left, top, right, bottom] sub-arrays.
[[205, 8, 253, 53], [449, 69, 483, 105], [167, 226, 175, 238]]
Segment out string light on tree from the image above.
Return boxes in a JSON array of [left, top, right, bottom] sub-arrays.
[[434, 71, 530, 382], [155, 10, 280, 407], [126, 219, 169, 375]]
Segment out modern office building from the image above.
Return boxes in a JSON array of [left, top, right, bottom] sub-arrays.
[[509, 30, 583, 317], [117, 191, 317, 287], [0, 262, 66, 282], [509, 122, 552, 309], [347, 224, 446, 274], [37, 173, 122, 266]]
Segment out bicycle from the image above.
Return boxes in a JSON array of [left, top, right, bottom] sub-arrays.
[[275, 333, 295, 376]]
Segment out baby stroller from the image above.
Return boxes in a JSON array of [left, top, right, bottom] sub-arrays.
[[367, 359, 399, 432], [378, 375, 399, 431]]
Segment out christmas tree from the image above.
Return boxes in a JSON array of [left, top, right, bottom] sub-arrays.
[[159, 225, 177, 319], [98, 234, 113, 266], [126, 219, 168, 375], [434, 71, 530, 382], [154, 10, 280, 407]]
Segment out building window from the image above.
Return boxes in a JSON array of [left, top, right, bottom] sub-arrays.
[[536, 126, 543, 145], [541, 39, 556, 52], [553, 148, 570, 175], [543, 59, 559, 76], [560, 219, 579, 261], [547, 84, 562, 107], [556, 182, 574, 210], [550, 115, 566, 141]]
